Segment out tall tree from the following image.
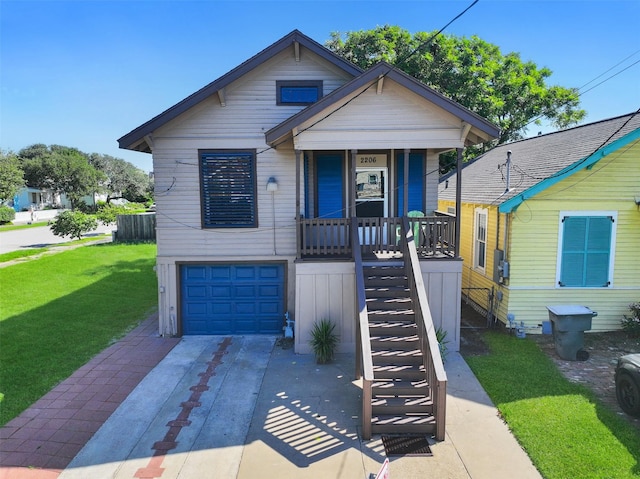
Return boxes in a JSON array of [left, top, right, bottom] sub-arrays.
[[18, 144, 104, 209], [88, 153, 152, 203], [0, 150, 25, 202], [327, 26, 586, 147]]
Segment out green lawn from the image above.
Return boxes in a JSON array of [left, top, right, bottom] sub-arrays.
[[466, 332, 640, 479], [0, 243, 158, 425]]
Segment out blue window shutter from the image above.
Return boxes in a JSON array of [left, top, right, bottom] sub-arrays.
[[396, 152, 424, 215], [560, 216, 611, 287], [316, 154, 343, 218]]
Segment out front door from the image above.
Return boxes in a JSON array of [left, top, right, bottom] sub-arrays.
[[356, 166, 388, 244], [355, 168, 387, 217]]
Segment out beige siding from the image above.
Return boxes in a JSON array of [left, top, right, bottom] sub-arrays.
[[294, 261, 356, 355], [294, 81, 465, 151], [420, 259, 463, 351]]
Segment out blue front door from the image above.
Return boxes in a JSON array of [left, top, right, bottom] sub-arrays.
[[180, 263, 285, 335]]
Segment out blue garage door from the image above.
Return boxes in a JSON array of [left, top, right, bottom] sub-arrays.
[[181, 263, 285, 335]]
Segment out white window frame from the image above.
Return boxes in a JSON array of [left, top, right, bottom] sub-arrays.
[[555, 210, 617, 288], [473, 207, 488, 272]]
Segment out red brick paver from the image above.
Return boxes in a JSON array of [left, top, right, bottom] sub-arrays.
[[0, 315, 180, 479]]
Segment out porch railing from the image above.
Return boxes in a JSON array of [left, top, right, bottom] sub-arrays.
[[402, 216, 448, 441], [298, 215, 456, 259], [352, 219, 374, 439]]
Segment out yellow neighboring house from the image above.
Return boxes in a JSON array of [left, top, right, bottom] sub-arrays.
[[439, 112, 640, 332]]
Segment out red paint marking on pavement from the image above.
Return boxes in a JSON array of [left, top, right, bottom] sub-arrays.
[[134, 337, 232, 478]]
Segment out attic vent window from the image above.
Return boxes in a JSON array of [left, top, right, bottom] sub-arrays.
[[276, 80, 322, 105]]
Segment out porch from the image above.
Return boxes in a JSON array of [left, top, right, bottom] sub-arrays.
[[297, 213, 456, 260]]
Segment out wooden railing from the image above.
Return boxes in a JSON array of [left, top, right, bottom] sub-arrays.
[[402, 217, 448, 441], [298, 215, 456, 259], [351, 219, 374, 440], [299, 218, 351, 258]]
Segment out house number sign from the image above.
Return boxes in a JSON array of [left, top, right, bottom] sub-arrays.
[[356, 154, 387, 167]]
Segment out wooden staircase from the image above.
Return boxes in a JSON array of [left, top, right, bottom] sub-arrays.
[[363, 263, 436, 436]]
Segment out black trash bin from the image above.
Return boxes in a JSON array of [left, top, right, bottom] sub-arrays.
[[547, 305, 597, 361]]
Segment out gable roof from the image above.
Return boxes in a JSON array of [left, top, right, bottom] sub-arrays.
[[265, 61, 500, 148], [118, 29, 362, 153], [439, 112, 640, 213]]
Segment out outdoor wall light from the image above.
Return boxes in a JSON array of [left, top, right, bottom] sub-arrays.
[[266, 177, 278, 192]]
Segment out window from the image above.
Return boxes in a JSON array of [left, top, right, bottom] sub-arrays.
[[473, 208, 488, 271], [199, 150, 257, 228], [276, 80, 322, 105], [557, 212, 616, 287]]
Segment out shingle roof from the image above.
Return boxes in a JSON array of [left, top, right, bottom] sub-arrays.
[[439, 112, 640, 212], [118, 30, 362, 153]]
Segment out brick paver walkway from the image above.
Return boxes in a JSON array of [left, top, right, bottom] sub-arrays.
[[0, 315, 180, 479]]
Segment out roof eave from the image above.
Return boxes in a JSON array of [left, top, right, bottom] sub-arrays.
[[118, 30, 362, 152], [499, 127, 640, 213]]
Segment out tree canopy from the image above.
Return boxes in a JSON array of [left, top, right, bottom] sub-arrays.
[[326, 26, 586, 148], [17, 144, 152, 209], [0, 150, 25, 202]]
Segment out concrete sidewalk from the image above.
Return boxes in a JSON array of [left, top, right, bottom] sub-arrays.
[[54, 336, 541, 479]]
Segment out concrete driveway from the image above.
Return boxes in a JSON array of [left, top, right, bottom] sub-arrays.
[[58, 336, 542, 479]]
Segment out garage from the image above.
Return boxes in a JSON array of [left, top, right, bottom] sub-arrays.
[[180, 263, 285, 335]]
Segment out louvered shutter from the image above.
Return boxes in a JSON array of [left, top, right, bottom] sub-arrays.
[[560, 216, 611, 287], [200, 151, 256, 228]]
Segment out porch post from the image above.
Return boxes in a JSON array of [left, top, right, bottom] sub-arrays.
[[295, 149, 302, 259], [455, 147, 462, 257], [403, 148, 410, 217], [349, 149, 357, 217]]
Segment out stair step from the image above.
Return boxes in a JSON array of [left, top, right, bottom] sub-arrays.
[[373, 364, 425, 381], [369, 323, 417, 337], [366, 297, 412, 310], [367, 310, 415, 322], [371, 414, 436, 435], [363, 265, 405, 274], [372, 349, 423, 365], [372, 379, 429, 395], [372, 396, 433, 414], [365, 286, 410, 298], [371, 337, 419, 351]]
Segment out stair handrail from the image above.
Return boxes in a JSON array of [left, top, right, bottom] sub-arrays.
[[351, 217, 374, 440], [402, 216, 448, 441]]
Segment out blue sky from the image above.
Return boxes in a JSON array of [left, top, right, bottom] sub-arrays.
[[2, 0, 639, 172]]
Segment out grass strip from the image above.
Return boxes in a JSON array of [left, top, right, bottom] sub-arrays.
[[0, 234, 110, 264], [466, 332, 640, 479], [0, 243, 158, 425], [0, 221, 51, 232]]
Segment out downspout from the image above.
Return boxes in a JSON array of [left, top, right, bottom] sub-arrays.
[[455, 147, 462, 258]]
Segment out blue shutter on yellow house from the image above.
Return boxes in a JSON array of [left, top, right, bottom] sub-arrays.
[[560, 216, 612, 287], [396, 152, 424, 215], [316, 154, 343, 218]]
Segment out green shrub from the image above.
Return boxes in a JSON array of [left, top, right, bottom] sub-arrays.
[[622, 302, 640, 337], [0, 206, 15, 224], [96, 203, 130, 225], [309, 319, 339, 364], [50, 210, 98, 240]]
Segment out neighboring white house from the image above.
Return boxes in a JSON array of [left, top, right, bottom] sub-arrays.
[[118, 30, 500, 354]]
